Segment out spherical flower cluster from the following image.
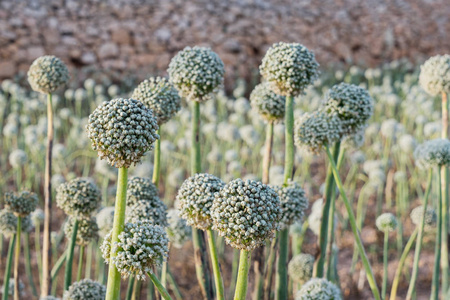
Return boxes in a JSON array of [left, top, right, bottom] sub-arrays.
[[168, 46, 225, 102], [126, 199, 168, 227], [288, 253, 314, 284], [27, 55, 69, 94], [294, 111, 343, 153], [101, 221, 169, 280], [376, 213, 398, 232], [0, 209, 18, 237], [419, 55, 450, 96], [295, 278, 342, 300], [176, 173, 225, 230], [414, 139, 450, 169], [260, 42, 320, 97], [272, 181, 308, 230], [166, 209, 192, 248], [249, 82, 286, 123], [63, 279, 106, 300], [410, 206, 437, 229], [211, 178, 281, 251], [4, 191, 38, 217], [64, 216, 99, 246], [86, 98, 159, 168], [131, 77, 181, 125], [126, 177, 159, 206], [56, 178, 101, 217], [96, 207, 115, 238], [322, 83, 373, 135], [9, 149, 27, 169]]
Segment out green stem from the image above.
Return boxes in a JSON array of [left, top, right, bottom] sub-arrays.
[[262, 121, 274, 184], [24, 233, 38, 296], [64, 218, 78, 290], [382, 231, 389, 300], [148, 272, 172, 300], [234, 250, 252, 300], [390, 228, 418, 300], [161, 261, 168, 288], [431, 168, 443, 300], [106, 167, 128, 300], [229, 248, 240, 299], [275, 229, 289, 300], [440, 164, 449, 297], [77, 245, 85, 282], [405, 170, 432, 300], [325, 145, 381, 300], [191, 101, 201, 174], [152, 128, 161, 186], [167, 267, 183, 300], [283, 95, 294, 184], [263, 237, 277, 300], [207, 229, 225, 300], [2, 235, 16, 300], [51, 250, 67, 282], [126, 276, 135, 300], [13, 216, 22, 300]]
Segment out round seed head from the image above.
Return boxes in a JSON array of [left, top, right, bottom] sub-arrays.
[[272, 181, 308, 230], [131, 77, 181, 125], [294, 110, 343, 153], [322, 83, 373, 136], [419, 55, 450, 96], [125, 199, 168, 227], [166, 209, 192, 249], [126, 177, 159, 207], [176, 173, 225, 230], [101, 221, 169, 280], [86, 98, 160, 168], [9, 149, 27, 169], [288, 253, 314, 284], [211, 178, 281, 251], [410, 206, 437, 229], [96, 207, 115, 238], [27, 55, 69, 94], [0, 209, 18, 238], [260, 42, 320, 97], [4, 191, 38, 217], [414, 138, 450, 168], [376, 213, 398, 232], [64, 216, 99, 246], [295, 278, 342, 300], [63, 279, 106, 300], [56, 178, 101, 217], [249, 82, 286, 122], [168, 46, 225, 102]]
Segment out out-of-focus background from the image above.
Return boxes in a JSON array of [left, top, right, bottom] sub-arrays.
[[0, 0, 449, 85]]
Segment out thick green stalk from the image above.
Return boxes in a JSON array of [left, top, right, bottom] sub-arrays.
[[24, 233, 38, 296], [405, 169, 432, 299], [152, 128, 161, 186], [390, 228, 418, 300], [2, 235, 16, 300], [283, 95, 294, 183], [51, 250, 67, 282], [77, 245, 85, 281], [431, 168, 443, 300], [64, 218, 78, 290], [42, 92, 54, 297], [275, 229, 289, 300], [126, 276, 135, 300], [148, 272, 172, 300], [207, 229, 225, 300], [325, 145, 381, 300], [191, 101, 201, 175], [13, 216, 22, 300], [382, 231, 389, 300], [440, 164, 449, 297], [234, 250, 252, 300], [105, 167, 128, 300]]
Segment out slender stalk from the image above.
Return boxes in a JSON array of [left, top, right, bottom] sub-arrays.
[[13, 216, 22, 300], [390, 228, 418, 300], [42, 92, 54, 297], [431, 168, 443, 300], [167, 267, 183, 300], [262, 121, 274, 184], [152, 128, 161, 186], [325, 145, 381, 300], [85, 242, 93, 279], [148, 272, 172, 300], [51, 250, 67, 282], [382, 231, 389, 300], [2, 235, 16, 300], [283, 95, 294, 183], [126, 276, 136, 300], [35, 224, 42, 286], [229, 248, 240, 299], [405, 169, 432, 299], [64, 218, 78, 290], [206, 229, 225, 300], [440, 164, 449, 297], [77, 245, 85, 281], [23, 233, 38, 296], [275, 229, 289, 300], [106, 167, 128, 300], [161, 261, 168, 288], [234, 250, 252, 300], [190, 101, 213, 299], [263, 237, 278, 300]]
